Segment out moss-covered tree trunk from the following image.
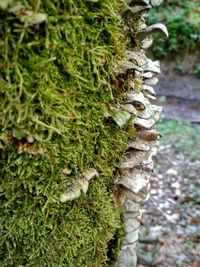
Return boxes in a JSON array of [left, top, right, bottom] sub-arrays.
[[0, 1, 167, 266]]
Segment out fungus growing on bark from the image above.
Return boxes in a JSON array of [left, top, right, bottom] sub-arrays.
[[137, 23, 169, 41], [60, 169, 99, 203]]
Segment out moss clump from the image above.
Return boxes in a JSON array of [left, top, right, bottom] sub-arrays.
[[0, 1, 135, 266]]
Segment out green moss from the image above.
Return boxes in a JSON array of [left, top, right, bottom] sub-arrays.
[[0, 0, 136, 266], [0, 0, 126, 140], [0, 147, 123, 267]]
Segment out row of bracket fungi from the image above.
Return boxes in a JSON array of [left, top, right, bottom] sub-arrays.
[[114, 0, 168, 266]]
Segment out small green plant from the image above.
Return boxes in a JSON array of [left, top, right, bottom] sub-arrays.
[[157, 118, 200, 161], [148, 0, 200, 58], [193, 64, 200, 77]]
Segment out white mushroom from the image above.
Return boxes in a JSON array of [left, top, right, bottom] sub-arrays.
[[124, 211, 141, 220], [128, 137, 151, 151], [125, 190, 151, 204], [139, 71, 154, 79], [141, 182, 151, 194], [124, 91, 149, 110], [144, 93, 157, 100], [126, 0, 150, 5]]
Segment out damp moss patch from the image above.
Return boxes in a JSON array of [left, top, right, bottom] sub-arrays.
[[0, 1, 135, 266]]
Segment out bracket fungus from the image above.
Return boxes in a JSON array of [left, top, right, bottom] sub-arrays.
[[137, 23, 169, 41], [144, 76, 159, 86], [115, 60, 142, 74], [60, 169, 99, 203]]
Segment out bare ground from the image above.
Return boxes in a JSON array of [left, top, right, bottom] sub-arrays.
[[138, 142, 200, 266]]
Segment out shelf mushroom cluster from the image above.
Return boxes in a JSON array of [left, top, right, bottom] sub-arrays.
[[114, 1, 168, 266]]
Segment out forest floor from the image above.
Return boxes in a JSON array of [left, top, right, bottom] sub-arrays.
[[138, 118, 200, 267]]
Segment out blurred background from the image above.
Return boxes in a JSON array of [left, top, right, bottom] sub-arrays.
[[138, 1, 200, 266]]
